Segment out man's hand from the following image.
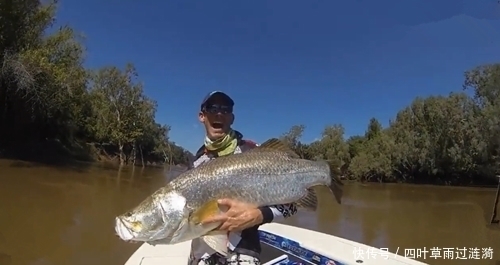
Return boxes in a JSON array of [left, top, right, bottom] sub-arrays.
[[200, 199, 264, 232]]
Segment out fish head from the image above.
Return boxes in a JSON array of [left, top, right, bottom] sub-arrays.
[[114, 189, 188, 243]]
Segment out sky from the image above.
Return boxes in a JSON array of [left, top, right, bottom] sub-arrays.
[[54, 0, 500, 153]]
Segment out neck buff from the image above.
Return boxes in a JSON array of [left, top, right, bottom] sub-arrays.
[[204, 129, 238, 157]]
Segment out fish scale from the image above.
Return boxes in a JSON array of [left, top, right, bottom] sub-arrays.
[[172, 150, 330, 211], [114, 138, 343, 254]]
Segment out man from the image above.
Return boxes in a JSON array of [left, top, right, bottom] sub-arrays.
[[188, 91, 298, 265]]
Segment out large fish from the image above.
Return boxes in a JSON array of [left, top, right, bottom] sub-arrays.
[[114, 138, 343, 255]]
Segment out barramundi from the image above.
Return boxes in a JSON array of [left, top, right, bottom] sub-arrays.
[[114, 138, 343, 254]]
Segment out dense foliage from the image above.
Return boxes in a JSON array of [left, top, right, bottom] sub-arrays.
[[0, 0, 191, 166], [2, 1, 499, 185], [280, 65, 500, 185]]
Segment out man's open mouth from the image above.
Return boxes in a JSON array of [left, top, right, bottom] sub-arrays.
[[211, 122, 223, 129]]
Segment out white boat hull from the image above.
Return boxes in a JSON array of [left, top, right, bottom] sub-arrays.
[[123, 223, 428, 265]]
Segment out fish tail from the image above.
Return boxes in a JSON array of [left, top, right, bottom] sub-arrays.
[[314, 160, 344, 204], [329, 173, 344, 204]]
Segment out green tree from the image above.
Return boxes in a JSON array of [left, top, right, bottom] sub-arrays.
[[365, 118, 382, 140], [346, 135, 365, 159], [463, 64, 500, 175], [282, 63, 500, 186], [279, 124, 312, 158], [0, 1, 193, 167], [87, 64, 157, 165], [312, 125, 350, 174]]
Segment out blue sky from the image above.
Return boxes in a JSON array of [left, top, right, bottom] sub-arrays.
[[55, 0, 500, 153]]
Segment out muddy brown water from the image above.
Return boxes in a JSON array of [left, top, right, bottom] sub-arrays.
[[0, 159, 499, 265]]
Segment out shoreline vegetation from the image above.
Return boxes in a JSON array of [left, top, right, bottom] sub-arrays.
[[1, 1, 500, 187]]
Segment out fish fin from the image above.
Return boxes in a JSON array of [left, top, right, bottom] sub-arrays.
[[330, 175, 344, 204], [296, 188, 318, 211], [320, 160, 344, 204], [202, 231, 229, 256], [190, 200, 224, 225], [255, 138, 300, 158]]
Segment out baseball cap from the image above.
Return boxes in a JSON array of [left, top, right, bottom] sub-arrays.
[[200, 91, 234, 110]]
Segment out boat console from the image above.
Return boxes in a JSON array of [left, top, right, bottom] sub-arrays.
[[263, 254, 301, 265], [259, 231, 342, 265]]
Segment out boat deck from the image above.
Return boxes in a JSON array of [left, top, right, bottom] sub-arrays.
[[124, 223, 428, 265]]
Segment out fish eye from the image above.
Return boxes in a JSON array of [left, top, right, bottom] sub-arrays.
[[124, 212, 133, 217]]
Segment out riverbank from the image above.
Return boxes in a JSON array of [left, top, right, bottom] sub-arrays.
[[341, 175, 500, 188], [0, 139, 94, 166], [0, 139, 172, 170], [1, 139, 499, 188]]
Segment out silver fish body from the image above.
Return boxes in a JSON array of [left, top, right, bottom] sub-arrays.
[[114, 139, 343, 249], [175, 149, 332, 209]]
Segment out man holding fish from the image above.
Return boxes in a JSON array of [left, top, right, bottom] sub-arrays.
[[114, 91, 343, 265], [188, 91, 301, 265]]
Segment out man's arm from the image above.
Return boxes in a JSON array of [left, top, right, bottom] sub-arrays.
[[259, 204, 298, 224]]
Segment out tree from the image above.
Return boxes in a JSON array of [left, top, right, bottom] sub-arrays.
[[277, 63, 500, 186], [280, 124, 305, 149], [279, 124, 311, 158], [88, 64, 158, 165], [5, 0, 500, 181], [365, 118, 382, 140], [463, 64, 500, 175], [0, 1, 193, 167], [346, 135, 365, 159]]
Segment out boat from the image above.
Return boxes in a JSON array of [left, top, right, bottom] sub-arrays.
[[123, 223, 428, 265]]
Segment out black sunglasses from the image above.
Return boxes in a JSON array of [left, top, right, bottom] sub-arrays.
[[203, 104, 233, 114]]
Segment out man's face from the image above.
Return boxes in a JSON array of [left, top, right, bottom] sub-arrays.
[[198, 95, 234, 140]]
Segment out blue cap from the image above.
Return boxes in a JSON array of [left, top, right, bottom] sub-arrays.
[[200, 91, 234, 110]]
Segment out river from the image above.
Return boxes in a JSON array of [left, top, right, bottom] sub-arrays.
[[0, 159, 498, 265]]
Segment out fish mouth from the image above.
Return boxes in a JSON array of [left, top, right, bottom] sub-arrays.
[[115, 217, 136, 241]]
